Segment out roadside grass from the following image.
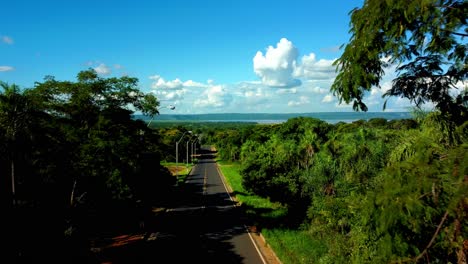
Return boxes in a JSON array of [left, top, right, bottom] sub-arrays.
[[161, 161, 195, 185], [217, 160, 327, 264]]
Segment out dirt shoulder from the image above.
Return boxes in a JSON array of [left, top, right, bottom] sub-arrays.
[[249, 228, 282, 264]]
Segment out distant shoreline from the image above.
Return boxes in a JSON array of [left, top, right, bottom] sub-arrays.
[[134, 112, 412, 124]]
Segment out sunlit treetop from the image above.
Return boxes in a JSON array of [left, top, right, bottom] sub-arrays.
[[332, 0, 467, 122]]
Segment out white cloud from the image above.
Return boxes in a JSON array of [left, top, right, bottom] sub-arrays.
[[153, 89, 186, 101], [150, 75, 209, 90], [245, 89, 262, 98], [0, 66, 14, 72], [1, 36, 13, 44], [253, 38, 301, 87], [294, 53, 337, 80], [243, 87, 271, 105], [276, 88, 297, 94], [150, 75, 184, 89], [288, 96, 310, 107], [322, 94, 334, 103], [183, 79, 208, 87], [194, 85, 232, 108], [308, 86, 328, 94], [94, 63, 111, 75]]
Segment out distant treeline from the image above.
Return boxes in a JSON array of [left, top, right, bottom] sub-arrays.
[[134, 111, 412, 123]]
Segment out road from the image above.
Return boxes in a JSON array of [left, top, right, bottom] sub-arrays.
[[94, 152, 268, 263]]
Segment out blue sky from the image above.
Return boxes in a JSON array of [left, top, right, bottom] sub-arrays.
[[1, 0, 415, 114]]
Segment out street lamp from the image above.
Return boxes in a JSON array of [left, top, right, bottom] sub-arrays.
[[176, 130, 192, 176], [191, 138, 199, 164], [186, 134, 198, 166], [186, 140, 189, 168]]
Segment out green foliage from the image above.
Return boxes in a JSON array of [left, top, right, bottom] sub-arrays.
[[1, 70, 176, 260], [240, 118, 330, 205], [332, 0, 467, 121], [212, 112, 466, 263], [350, 138, 467, 263]]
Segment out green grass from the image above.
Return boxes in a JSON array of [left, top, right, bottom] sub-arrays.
[[217, 160, 286, 218], [217, 161, 327, 263], [262, 229, 328, 264], [161, 161, 195, 184]]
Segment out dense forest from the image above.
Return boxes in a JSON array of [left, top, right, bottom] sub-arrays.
[[203, 114, 467, 263], [0, 70, 199, 262]]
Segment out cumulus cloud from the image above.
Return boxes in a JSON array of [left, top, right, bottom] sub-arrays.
[[94, 63, 111, 75], [322, 94, 334, 103], [153, 89, 186, 101], [276, 88, 297, 94], [252, 38, 338, 93], [183, 79, 209, 87], [253, 38, 301, 87], [1, 36, 14, 44], [150, 75, 184, 89], [242, 86, 271, 106], [307, 86, 328, 94], [0, 66, 14, 72], [194, 85, 232, 108], [244, 88, 263, 98], [294, 53, 337, 80], [149, 74, 217, 107], [150, 75, 209, 90], [288, 96, 310, 107]]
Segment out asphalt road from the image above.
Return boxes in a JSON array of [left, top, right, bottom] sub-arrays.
[[94, 153, 267, 264]]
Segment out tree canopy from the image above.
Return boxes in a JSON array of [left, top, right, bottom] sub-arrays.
[[331, 0, 467, 123]]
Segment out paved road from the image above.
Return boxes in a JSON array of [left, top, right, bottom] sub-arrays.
[[95, 154, 266, 263]]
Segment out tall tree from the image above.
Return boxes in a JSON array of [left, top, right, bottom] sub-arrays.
[[332, 0, 467, 122], [32, 69, 163, 208], [0, 82, 36, 207]]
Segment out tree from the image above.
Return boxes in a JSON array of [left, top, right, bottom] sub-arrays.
[[0, 82, 37, 207], [31, 69, 164, 211], [332, 0, 467, 123]]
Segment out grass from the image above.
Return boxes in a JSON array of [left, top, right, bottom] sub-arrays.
[[161, 161, 195, 185], [217, 160, 287, 219], [217, 160, 328, 264]]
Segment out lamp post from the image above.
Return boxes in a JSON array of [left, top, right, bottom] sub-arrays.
[[191, 138, 199, 164], [176, 130, 192, 176], [186, 140, 189, 168]]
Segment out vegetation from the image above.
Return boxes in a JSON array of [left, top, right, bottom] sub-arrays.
[[0, 70, 179, 262], [210, 116, 467, 263], [1, 1, 466, 263], [332, 0, 467, 124], [2, 72, 466, 263]]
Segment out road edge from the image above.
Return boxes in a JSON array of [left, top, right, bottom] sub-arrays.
[[215, 163, 283, 264]]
